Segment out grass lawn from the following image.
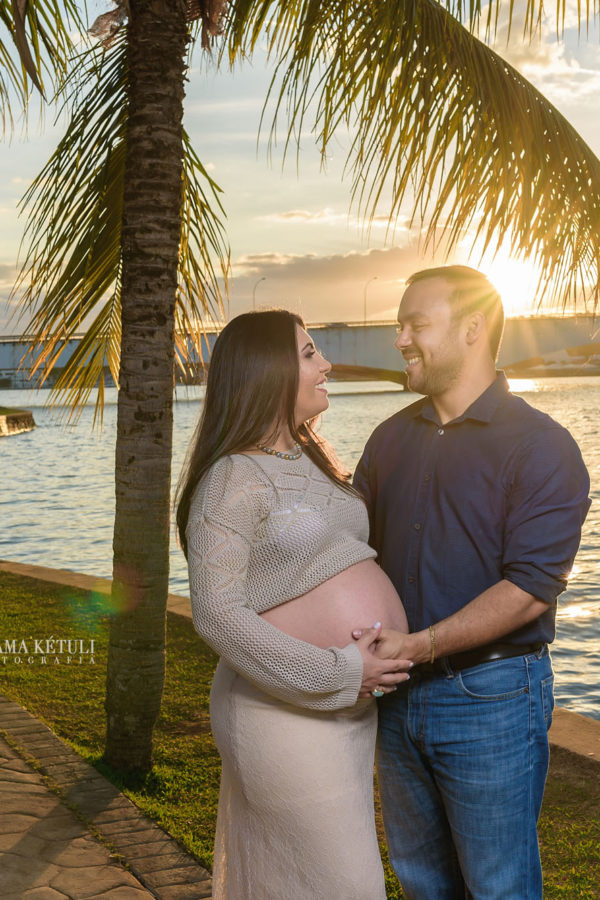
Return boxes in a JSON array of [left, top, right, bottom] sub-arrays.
[[1, 570, 599, 899], [0, 406, 26, 415]]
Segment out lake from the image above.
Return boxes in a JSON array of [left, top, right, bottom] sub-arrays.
[[1, 377, 598, 719]]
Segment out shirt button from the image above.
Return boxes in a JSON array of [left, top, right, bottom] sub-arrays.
[[408, 576, 415, 584], [414, 523, 421, 531], [438, 428, 445, 435], [424, 473, 431, 482]]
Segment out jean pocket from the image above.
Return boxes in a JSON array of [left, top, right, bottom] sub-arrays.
[[541, 674, 555, 728], [456, 659, 530, 701]]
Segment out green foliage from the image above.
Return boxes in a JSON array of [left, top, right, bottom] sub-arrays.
[[538, 751, 600, 899], [0, 0, 83, 130], [1, 570, 599, 895], [12, 31, 229, 423], [13, 39, 126, 423], [226, 0, 600, 307], [435, 0, 598, 40]]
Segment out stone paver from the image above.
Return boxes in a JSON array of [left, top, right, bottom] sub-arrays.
[[0, 735, 153, 899], [0, 694, 212, 899]]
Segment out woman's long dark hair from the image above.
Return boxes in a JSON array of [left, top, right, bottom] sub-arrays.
[[176, 309, 354, 557]]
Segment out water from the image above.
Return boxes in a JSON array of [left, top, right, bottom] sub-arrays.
[[1, 378, 599, 719]]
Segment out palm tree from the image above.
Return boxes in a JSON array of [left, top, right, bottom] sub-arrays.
[[101, 0, 222, 772], [12, 0, 229, 773], [11, 0, 600, 772]]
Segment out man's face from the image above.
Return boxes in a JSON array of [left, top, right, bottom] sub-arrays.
[[394, 277, 467, 396]]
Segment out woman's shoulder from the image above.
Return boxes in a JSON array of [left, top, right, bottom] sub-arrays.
[[202, 451, 269, 474], [212, 451, 282, 481], [189, 453, 275, 514]]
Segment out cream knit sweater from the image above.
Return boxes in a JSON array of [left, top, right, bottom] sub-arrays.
[[186, 451, 377, 710]]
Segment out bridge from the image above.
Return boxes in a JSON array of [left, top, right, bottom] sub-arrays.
[[1, 315, 599, 389], [312, 316, 600, 384]]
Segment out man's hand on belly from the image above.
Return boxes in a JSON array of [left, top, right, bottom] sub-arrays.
[[353, 580, 549, 663], [368, 629, 430, 665]]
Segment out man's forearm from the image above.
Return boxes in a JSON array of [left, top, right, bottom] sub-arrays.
[[375, 579, 550, 663]]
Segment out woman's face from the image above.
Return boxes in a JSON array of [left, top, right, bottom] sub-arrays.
[[294, 324, 331, 425]]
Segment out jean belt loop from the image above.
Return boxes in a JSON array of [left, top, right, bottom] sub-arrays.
[[441, 656, 454, 677]]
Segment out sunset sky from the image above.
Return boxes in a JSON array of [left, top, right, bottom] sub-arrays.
[[1, 1, 599, 334]]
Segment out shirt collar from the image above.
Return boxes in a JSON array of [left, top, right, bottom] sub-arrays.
[[410, 372, 509, 425]]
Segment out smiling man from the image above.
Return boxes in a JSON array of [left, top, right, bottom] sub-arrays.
[[354, 265, 591, 899]]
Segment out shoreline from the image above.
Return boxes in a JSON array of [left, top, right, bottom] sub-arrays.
[[2, 369, 600, 396], [1, 558, 598, 768]]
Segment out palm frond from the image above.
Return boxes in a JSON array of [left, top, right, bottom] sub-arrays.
[[13, 30, 229, 422], [29, 285, 124, 427], [176, 131, 230, 382], [226, 0, 600, 308], [431, 0, 598, 40], [0, 0, 84, 129], [12, 36, 127, 423]]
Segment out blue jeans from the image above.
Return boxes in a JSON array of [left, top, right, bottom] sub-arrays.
[[377, 646, 554, 899]]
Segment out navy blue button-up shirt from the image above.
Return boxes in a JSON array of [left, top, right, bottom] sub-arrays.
[[354, 374, 591, 645]]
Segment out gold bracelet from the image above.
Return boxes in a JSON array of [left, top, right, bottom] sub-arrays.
[[429, 625, 436, 664]]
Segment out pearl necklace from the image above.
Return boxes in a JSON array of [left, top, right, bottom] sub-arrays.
[[256, 441, 302, 461]]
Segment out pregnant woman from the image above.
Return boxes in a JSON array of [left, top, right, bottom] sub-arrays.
[[176, 310, 409, 900]]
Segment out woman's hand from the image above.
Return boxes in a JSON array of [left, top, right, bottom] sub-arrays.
[[354, 623, 414, 698]]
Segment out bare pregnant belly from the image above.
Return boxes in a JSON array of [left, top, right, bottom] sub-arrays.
[[260, 559, 408, 649]]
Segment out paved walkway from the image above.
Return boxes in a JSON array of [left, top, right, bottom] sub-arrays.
[[0, 732, 152, 899], [0, 695, 212, 899]]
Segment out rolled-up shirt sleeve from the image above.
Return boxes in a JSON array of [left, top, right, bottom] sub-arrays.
[[503, 424, 591, 603]]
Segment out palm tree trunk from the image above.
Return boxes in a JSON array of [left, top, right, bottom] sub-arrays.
[[104, 0, 188, 773]]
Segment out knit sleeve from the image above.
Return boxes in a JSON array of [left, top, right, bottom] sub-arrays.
[[186, 456, 364, 710]]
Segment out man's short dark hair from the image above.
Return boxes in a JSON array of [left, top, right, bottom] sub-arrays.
[[406, 265, 505, 360]]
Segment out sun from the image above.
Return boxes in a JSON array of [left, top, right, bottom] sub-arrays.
[[479, 251, 542, 317]]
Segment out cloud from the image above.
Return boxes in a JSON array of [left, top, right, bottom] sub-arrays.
[[0, 263, 34, 334], [234, 246, 417, 280], [186, 130, 262, 144], [486, 6, 600, 98], [0, 276, 25, 336], [260, 208, 339, 223], [257, 208, 408, 231], [185, 97, 266, 115], [560, 0, 600, 33], [0, 264, 18, 287], [226, 244, 450, 322]]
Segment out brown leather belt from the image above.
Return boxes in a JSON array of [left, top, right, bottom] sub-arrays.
[[416, 642, 545, 676]]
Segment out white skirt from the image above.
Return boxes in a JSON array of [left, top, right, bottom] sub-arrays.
[[209, 660, 387, 900]]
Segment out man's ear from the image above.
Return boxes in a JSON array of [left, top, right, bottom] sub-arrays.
[[464, 311, 486, 345]]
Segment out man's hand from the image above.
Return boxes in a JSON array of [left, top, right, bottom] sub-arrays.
[[354, 623, 415, 698], [353, 580, 549, 668], [352, 627, 431, 666]]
